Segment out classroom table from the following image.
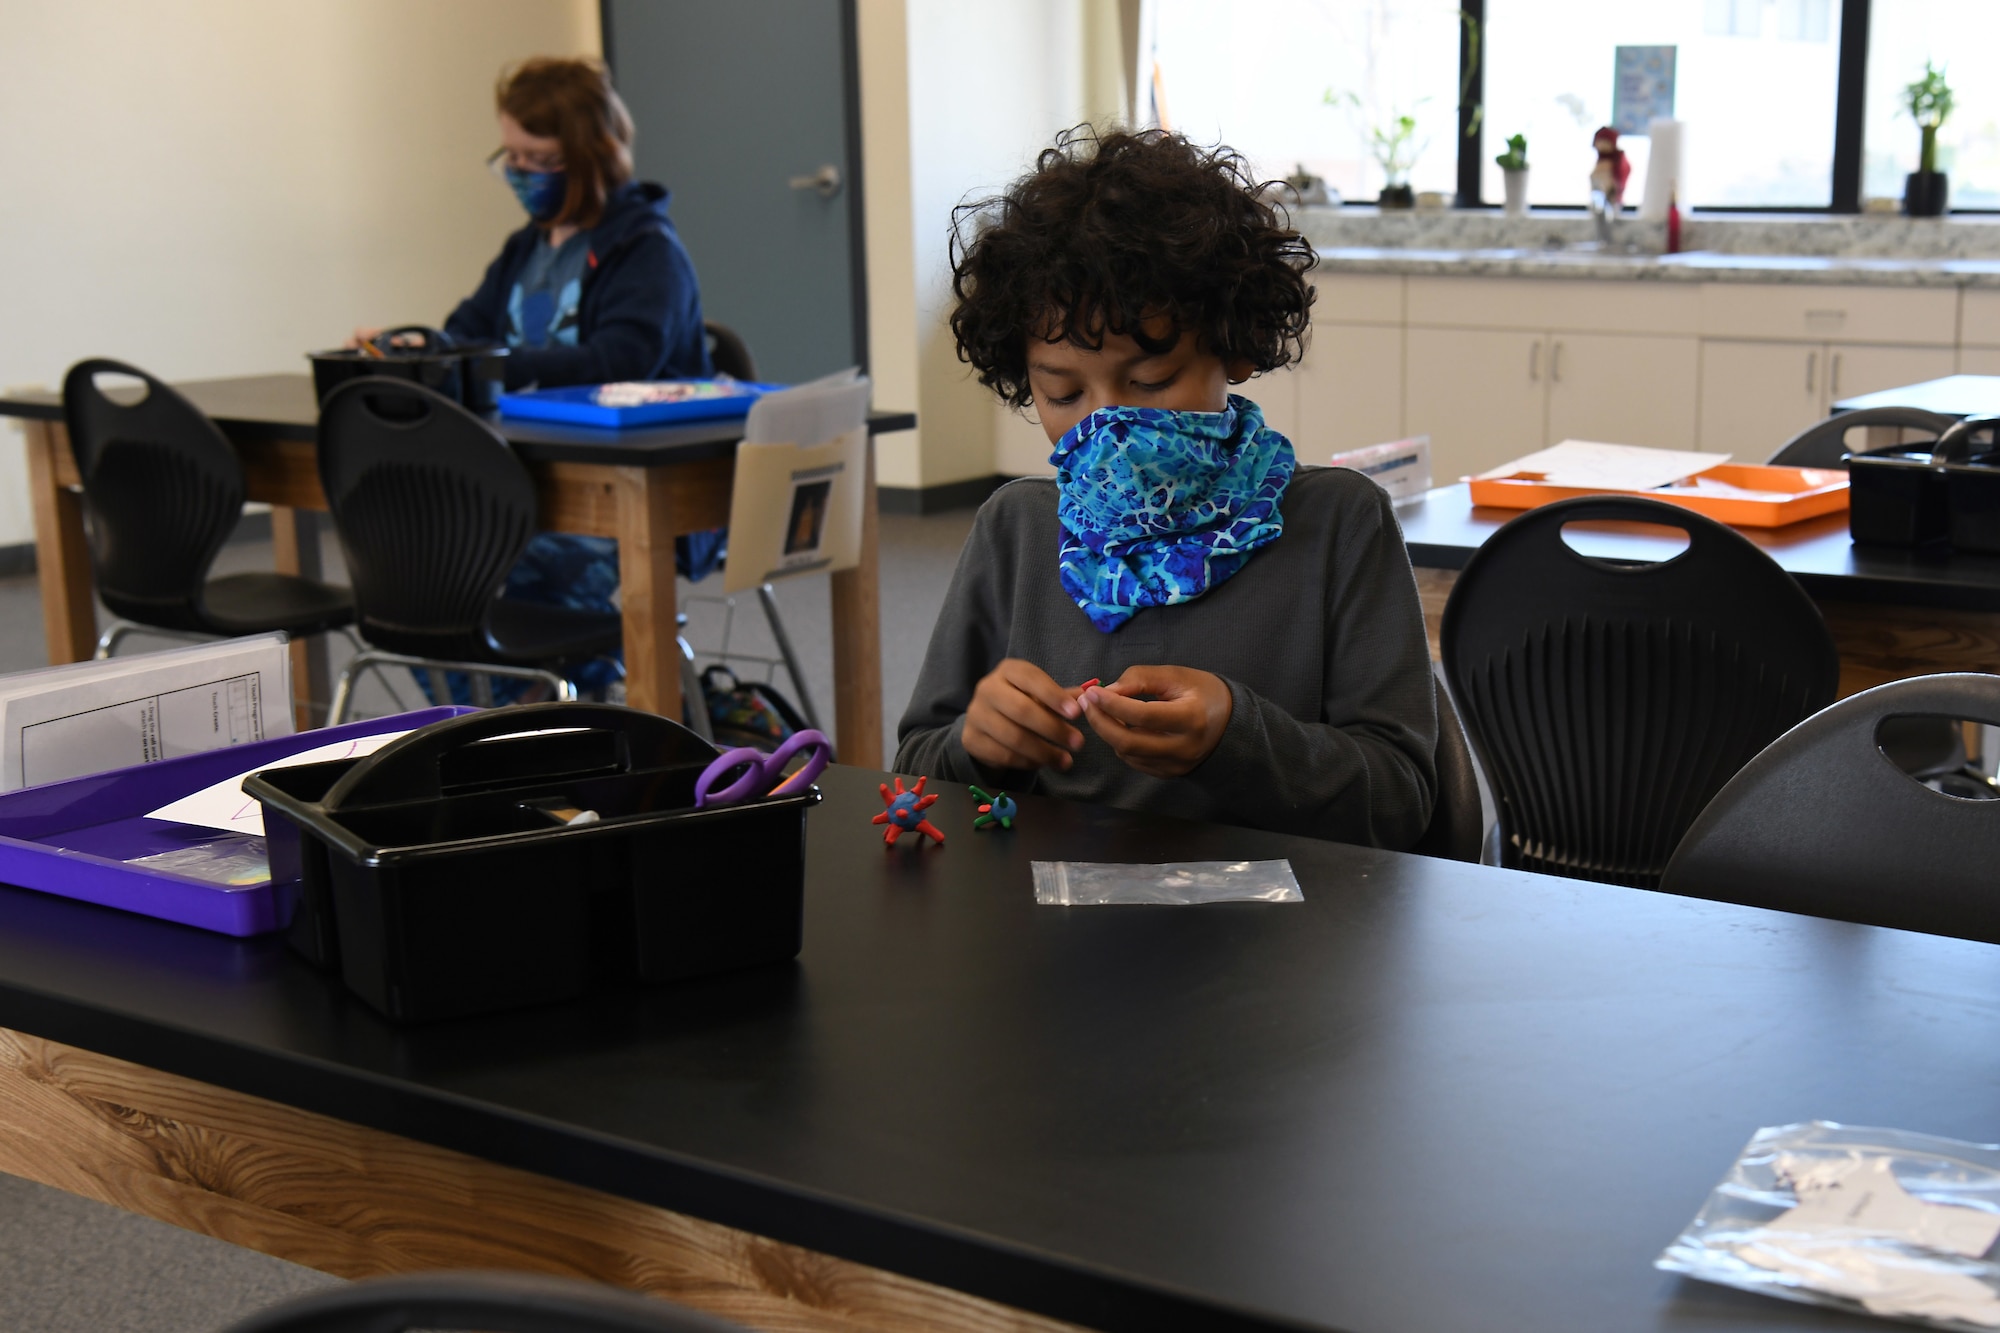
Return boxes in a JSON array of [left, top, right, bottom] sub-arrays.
[[1397, 482, 2000, 697], [0, 763, 1989, 1331], [1833, 372, 2000, 418], [2, 375, 916, 766]]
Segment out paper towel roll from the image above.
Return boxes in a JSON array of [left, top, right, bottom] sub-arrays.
[[1639, 118, 1684, 221]]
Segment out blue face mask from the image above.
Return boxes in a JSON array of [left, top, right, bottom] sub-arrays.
[[504, 165, 567, 222], [1050, 394, 1295, 633]]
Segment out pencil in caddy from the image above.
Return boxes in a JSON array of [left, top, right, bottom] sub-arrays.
[[245, 703, 823, 1024]]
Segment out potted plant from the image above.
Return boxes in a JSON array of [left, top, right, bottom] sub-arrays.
[[1904, 60, 1954, 217], [1325, 90, 1426, 209], [1495, 134, 1529, 217]]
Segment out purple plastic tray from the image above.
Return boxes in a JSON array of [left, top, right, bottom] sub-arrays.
[[0, 708, 470, 937]]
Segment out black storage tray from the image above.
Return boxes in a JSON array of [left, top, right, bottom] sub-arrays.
[[1849, 415, 2000, 552], [307, 325, 507, 414], [1848, 444, 1950, 547], [1944, 447, 2000, 555], [247, 704, 818, 1024]]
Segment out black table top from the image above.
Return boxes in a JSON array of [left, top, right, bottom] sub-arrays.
[[0, 374, 917, 467], [1397, 482, 2000, 611], [0, 765, 1987, 1332]]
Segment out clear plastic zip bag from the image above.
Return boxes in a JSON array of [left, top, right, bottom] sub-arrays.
[[1658, 1121, 2000, 1329], [1031, 859, 1302, 906]]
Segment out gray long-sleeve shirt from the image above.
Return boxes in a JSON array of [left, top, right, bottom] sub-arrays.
[[893, 466, 1438, 848]]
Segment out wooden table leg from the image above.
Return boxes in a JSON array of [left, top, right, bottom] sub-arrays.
[[830, 438, 884, 768], [23, 420, 97, 664], [616, 466, 682, 721], [270, 507, 328, 731]]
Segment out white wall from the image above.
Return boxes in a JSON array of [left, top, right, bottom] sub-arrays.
[[0, 0, 600, 547], [897, 0, 1137, 490]]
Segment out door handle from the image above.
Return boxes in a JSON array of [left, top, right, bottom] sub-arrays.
[[788, 164, 842, 198], [1806, 351, 1817, 394], [1551, 341, 1564, 383], [1831, 352, 1843, 398], [1529, 341, 1540, 382]]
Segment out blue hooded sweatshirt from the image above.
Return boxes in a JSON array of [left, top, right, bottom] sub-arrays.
[[444, 180, 712, 389]]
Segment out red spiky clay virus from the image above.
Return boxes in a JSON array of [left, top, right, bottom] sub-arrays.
[[873, 775, 945, 848]]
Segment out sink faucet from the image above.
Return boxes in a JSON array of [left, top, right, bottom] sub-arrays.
[[1589, 189, 1621, 245]]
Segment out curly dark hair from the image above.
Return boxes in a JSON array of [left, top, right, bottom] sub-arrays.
[[949, 126, 1316, 408]]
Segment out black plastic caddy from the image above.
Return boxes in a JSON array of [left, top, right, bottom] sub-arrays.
[[246, 704, 819, 1024], [1848, 414, 2000, 550]]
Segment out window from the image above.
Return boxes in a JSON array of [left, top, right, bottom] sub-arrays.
[[1149, 1, 1992, 213], [1481, 0, 1842, 207], [1863, 3, 2000, 208], [1146, 0, 1463, 203]]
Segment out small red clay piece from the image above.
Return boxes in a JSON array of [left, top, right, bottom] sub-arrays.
[[873, 775, 946, 848]]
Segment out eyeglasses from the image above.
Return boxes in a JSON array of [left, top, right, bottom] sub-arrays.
[[487, 147, 565, 177]]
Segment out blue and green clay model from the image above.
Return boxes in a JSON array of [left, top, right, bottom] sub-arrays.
[[969, 786, 1018, 831]]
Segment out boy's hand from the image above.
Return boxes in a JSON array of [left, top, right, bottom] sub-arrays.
[[1082, 666, 1233, 778], [963, 658, 1087, 773]]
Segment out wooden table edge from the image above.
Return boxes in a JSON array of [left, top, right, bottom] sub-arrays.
[[0, 1025, 1082, 1333]]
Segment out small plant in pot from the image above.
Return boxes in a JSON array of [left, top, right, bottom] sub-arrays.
[[1495, 134, 1529, 218], [1325, 90, 1426, 209], [1904, 60, 1954, 217]]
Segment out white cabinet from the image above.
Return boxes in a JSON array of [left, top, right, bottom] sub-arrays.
[[1404, 327, 1546, 482], [1698, 339, 1955, 458], [1545, 333, 1700, 452], [1294, 323, 1405, 457], [1698, 341, 1822, 458], [1829, 343, 1956, 404], [1403, 327, 1698, 481]]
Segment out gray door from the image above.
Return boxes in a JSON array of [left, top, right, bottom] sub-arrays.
[[605, 0, 865, 384]]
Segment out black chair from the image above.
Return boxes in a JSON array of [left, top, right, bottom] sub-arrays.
[[1441, 496, 1839, 889], [222, 1271, 747, 1333], [61, 359, 354, 658], [1767, 404, 1956, 468], [318, 378, 622, 722], [703, 321, 757, 381], [1411, 676, 1484, 862], [1662, 673, 2000, 942]]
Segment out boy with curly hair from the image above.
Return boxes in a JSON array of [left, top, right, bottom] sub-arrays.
[[895, 128, 1436, 847]]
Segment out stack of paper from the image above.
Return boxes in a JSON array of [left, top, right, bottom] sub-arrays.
[[0, 634, 292, 792], [1475, 440, 1732, 490]]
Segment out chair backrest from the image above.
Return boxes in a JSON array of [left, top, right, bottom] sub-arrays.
[[1441, 496, 1839, 888], [61, 358, 244, 631], [1662, 673, 2000, 943], [703, 321, 758, 381], [318, 377, 536, 660], [1767, 405, 1957, 468], [222, 1271, 748, 1333], [1412, 675, 1484, 862]]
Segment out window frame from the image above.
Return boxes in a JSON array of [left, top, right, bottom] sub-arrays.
[[1455, 0, 1903, 213]]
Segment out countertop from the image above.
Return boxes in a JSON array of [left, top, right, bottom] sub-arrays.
[[0, 762, 1992, 1332], [1315, 245, 2000, 286], [1301, 209, 2000, 287]]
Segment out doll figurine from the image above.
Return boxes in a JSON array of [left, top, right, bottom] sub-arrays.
[[1590, 126, 1631, 212]]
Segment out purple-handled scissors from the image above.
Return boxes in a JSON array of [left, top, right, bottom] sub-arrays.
[[693, 728, 833, 809]]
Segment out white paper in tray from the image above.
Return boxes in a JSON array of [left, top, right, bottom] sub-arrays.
[[1475, 440, 1732, 491]]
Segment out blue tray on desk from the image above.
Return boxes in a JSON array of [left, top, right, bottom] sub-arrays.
[[0, 708, 469, 937], [497, 379, 784, 429]]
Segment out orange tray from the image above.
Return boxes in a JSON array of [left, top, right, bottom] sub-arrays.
[[1466, 463, 1850, 528]]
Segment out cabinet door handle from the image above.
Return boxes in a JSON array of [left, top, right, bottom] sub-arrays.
[[1551, 341, 1564, 383], [1831, 352, 1843, 398], [1806, 351, 1817, 394], [1529, 341, 1540, 382]]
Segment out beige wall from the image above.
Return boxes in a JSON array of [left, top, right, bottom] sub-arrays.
[[0, 0, 600, 547]]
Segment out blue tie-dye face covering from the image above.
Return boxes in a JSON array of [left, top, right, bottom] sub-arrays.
[[1051, 394, 1295, 633]]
